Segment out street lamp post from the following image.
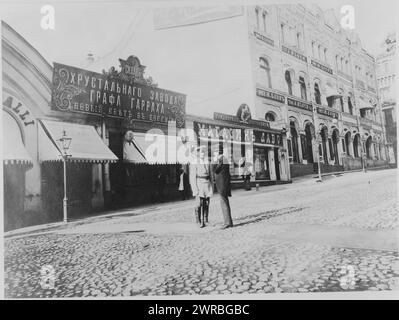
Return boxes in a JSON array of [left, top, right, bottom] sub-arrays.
[[57, 130, 72, 223]]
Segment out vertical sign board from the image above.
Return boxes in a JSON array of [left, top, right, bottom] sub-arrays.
[[51, 62, 186, 128]]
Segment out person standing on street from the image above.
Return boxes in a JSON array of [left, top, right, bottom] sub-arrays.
[[213, 153, 233, 229], [189, 146, 214, 228]]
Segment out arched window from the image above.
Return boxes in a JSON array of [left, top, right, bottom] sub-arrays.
[[299, 76, 307, 100], [265, 112, 276, 122], [285, 70, 292, 95], [314, 83, 321, 104], [259, 57, 272, 88]]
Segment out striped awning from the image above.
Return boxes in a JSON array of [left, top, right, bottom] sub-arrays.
[[38, 119, 118, 163], [2, 111, 33, 167]]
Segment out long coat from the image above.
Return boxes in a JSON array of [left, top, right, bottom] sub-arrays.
[[213, 156, 232, 197]]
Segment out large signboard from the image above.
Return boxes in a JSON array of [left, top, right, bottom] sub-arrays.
[[316, 106, 339, 119], [51, 62, 186, 128], [194, 121, 251, 143], [153, 6, 244, 30], [254, 130, 283, 146], [214, 112, 270, 129]]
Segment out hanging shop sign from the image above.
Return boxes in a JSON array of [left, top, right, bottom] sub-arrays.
[[51, 60, 186, 128], [311, 60, 333, 75], [256, 88, 285, 103], [253, 130, 283, 146], [316, 106, 339, 119], [287, 97, 313, 112], [214, 112, 270, 129], [282, 45, 307, 63]]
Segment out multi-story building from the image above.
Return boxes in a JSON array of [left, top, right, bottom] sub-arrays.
[[376, 33, 396, 166], [247, 4, 388, 176]]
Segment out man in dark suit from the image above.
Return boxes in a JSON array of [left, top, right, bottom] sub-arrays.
[[213, 153, 233, 229]]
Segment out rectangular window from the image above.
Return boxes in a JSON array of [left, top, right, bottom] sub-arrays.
[[342, 139, 346, 153]]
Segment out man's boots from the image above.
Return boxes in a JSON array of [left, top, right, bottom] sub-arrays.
[[204, 198, 209, 223], [200, 198, 206, 228], [195, 206, 201, 224]]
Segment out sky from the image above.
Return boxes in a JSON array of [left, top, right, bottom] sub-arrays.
[[1, 0, 397, 116]]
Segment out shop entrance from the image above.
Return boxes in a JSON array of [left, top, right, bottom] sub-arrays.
[[108, 130, 125, 205]]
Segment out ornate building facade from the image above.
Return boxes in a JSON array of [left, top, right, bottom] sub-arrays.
[[376, 33, 396, 165], [246, 4, 388, 176]]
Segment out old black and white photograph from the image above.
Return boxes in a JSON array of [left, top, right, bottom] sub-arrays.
[[0, 0, 398, 300]]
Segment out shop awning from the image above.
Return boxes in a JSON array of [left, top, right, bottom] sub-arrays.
[[358, 98, 374, 110], [124, 132, 188, 164], [2, 111, 33, 166], [325, 86, 341, 98], [38, 120, 118, 163]]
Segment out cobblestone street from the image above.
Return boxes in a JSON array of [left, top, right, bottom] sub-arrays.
[[4, 169, 399, 298]]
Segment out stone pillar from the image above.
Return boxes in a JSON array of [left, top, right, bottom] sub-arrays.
[[297, 132, 303, 163]]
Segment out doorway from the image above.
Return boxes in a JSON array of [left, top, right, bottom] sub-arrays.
[[274, 148, 281, 181]]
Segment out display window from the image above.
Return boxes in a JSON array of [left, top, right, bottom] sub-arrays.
[[254, 147, 270, 180]]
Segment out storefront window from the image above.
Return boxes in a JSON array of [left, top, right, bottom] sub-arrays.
[[254, 147, 270, 180]]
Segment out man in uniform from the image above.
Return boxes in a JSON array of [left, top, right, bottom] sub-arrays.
[[189, 146, 214, 228]]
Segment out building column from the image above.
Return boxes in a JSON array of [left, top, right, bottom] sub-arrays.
[[337, 137, 344, 165], [297, 132, 304, 163]]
